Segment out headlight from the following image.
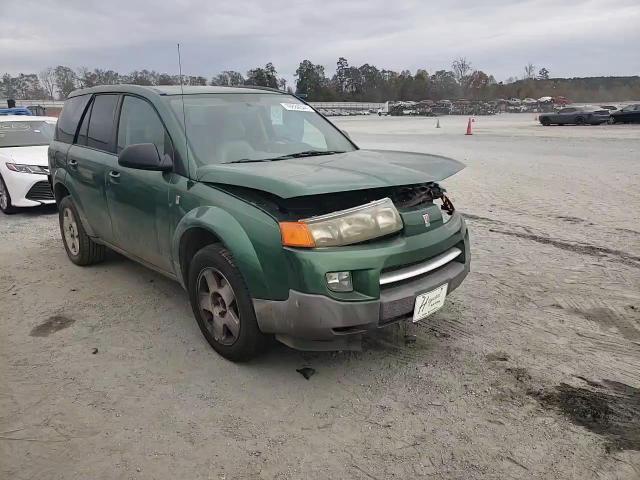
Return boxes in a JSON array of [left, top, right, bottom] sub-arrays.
[[280, 197, 403, 247], [6, 163, 48, 175]]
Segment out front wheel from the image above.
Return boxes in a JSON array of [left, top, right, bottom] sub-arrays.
[[540, 118, 550, 126], [58, 196, 105, 265], [575, 117, 585, 126], [0, 174, 18, 214], [188, 244, 267, 361]]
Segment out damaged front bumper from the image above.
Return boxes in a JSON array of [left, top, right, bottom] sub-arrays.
[[253, 221, 470, 351]]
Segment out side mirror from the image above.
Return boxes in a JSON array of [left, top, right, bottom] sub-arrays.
[[118, 143, 171, 171]]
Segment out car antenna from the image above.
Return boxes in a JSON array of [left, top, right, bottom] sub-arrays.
[[177, 43, 190, 180]]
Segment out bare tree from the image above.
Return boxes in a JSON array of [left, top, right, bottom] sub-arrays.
[[53, 65, 78, 99], [524, 63, 536, 79], [451, 57, 472, 85], [39, 67, 56, 100]]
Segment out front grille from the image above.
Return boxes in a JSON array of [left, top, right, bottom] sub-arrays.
[[379, 247, 462, 287], [25, 181, 54, 201]]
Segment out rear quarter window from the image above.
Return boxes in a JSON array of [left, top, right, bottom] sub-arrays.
[[55, 95, 91, 143]]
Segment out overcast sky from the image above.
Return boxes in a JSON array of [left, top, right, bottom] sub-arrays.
[[2, 0, 639, 83]]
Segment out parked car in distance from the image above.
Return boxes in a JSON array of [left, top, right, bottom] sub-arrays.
[[609, 104, 640, 124], [49, 85, 470, 361], [0, 107, 34, 116], [538, 106, 610, 126], [0, 116, 57, 214]]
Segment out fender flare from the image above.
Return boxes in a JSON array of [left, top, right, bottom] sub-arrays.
[[172, 206, 270, 299], [52, 171, 97, 237]]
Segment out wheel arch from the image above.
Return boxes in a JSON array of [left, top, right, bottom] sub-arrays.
[[52, 178, 96, 237], [173, 207, 270, 298], [53, 182, 70, 204]]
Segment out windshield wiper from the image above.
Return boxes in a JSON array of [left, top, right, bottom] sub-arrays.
[[225, 150, 345, 164], [280, 150, 345, 159], [225, 158, 273, 164]]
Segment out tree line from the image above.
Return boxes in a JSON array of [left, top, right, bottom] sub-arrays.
[[2, 58, 638, 103]]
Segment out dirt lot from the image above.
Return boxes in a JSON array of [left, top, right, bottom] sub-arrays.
[[1, 114, 639, 479]]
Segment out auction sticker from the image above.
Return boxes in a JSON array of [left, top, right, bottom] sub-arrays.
[[281, 103, 313, 112]]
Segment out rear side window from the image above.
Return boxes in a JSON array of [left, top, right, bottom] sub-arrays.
[[117, 96, 171, 158], [87, 95, 119, 152], [56, 95, 90, 143]]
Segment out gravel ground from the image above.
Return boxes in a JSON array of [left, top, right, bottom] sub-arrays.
[[1, 113, 639, 479]]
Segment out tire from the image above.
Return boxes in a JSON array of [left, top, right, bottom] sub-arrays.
[[575, 117, 585, 126], [188, 244, 267, 362], [540, 118, 550, 126], [0, 174, 18, 214], [608, 117, 616, 125], [58, 196, 105, 266]]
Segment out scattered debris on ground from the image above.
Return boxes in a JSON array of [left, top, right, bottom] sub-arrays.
[[296, 367, 316, 380]]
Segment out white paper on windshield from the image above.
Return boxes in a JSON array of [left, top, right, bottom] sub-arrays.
[[281, 103, 313, 112]]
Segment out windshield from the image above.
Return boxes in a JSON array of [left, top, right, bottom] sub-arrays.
[[0, 121, 55, 148], [167, 93, 356, 165]]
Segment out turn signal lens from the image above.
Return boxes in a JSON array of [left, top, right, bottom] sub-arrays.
[[280, 222, 316, 248]]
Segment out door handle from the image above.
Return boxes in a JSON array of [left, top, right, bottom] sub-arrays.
[[68, 159, 78, 167], [109, 171, 120, 179]]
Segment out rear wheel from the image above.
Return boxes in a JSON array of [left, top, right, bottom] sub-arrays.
[[0, 174, 18, 214], [188, 244, 266, 361], [575, 116, 585, 126], [58, 196, 105, 265]]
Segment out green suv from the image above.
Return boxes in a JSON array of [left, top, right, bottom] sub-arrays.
[[49, 85, 470, 361]]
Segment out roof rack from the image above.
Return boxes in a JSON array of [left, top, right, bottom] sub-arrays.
[[234, 85, 286, 94]]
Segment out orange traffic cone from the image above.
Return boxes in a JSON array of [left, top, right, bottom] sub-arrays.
[[465, 117, 473, 135]]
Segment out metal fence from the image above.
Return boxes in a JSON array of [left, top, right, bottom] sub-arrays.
[[309, 102, 386, 111]]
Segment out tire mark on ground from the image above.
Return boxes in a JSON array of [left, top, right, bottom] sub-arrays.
[[462, 212, 640, 268], [488, 228, 640, 268]]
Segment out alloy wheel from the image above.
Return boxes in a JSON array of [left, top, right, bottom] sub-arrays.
[[197, 267, 241, 346], [62, 208, 80, 255]]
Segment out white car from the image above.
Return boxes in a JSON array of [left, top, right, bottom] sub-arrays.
[[0, 115, 57, 214]]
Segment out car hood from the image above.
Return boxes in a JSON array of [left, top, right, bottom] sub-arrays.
[[196, 149, 465, 198], [0, 146, 49, 166]]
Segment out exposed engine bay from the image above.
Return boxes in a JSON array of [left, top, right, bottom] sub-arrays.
[[212, 182, 455, 222]]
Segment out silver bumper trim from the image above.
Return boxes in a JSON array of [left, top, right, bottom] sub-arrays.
[[379, 247, 462, 286]]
